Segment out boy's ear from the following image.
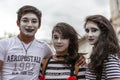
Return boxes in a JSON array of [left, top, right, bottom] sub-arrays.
[[16, 20, 20, 27]]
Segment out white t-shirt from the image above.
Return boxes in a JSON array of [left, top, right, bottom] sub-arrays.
[[0, 36, 53, 80]]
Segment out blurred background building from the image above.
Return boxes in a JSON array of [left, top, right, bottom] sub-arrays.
[[110, 0, 120, 42]]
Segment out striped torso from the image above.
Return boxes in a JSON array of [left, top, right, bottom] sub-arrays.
[[86, 54, 120, 80], [44, 58, 86, 80]]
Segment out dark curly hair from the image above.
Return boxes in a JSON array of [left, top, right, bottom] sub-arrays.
[[17, 5, 42, 25], [84, 15, 120, 79]]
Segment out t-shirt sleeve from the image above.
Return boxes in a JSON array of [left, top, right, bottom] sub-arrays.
[[0, 40, 6, 61], [104, 55, 120, 79], [43, 42, 53, 59]]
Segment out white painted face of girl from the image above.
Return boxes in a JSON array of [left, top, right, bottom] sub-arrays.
[[85, 21, 101, 45], [18, 13, 40, 37], [52, 31, 70, 54]]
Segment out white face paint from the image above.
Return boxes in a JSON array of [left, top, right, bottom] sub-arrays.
[[19, 13, 40, 37], [52, 31, 70, 54], [85, 21, 101, 45]]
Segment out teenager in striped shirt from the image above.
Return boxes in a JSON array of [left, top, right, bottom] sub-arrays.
[[40, 22, 86, 80], [84, 15, 120, 80]]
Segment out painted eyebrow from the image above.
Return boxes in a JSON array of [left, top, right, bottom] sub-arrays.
[[21, 17, 37, 20], [91, 27, 99, 30], [32, 19, 38, 21], [21, 17, 28, 19]]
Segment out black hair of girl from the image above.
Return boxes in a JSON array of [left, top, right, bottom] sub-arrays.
[[84, 15, 120, 78], [52, 22, 80, 65]]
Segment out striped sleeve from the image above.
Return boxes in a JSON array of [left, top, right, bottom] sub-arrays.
[[77, 65, 86, 80], [104, 54, 120, 79], [85, 67, 96, 80]]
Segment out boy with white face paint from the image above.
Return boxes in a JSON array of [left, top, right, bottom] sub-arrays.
[[0, 5, 53, 80], [19, 13, 39, 37]]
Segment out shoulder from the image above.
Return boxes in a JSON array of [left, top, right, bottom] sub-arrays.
[[35, 39, 53, 51], [108, 54, 119, 59], [35, 39, 46, 44], [103, 54, 120, 68], [35, 39, 53, 57], [104, 54, 120, 63], [104, 54, 120, 79], [35, 39, 50, 47], [0, 36, 16, 45]]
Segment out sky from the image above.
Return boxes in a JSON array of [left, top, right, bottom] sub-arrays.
[[0, 0, 110, 40]]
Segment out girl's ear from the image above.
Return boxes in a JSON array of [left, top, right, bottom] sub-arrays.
[[38, 23, 41, 28]]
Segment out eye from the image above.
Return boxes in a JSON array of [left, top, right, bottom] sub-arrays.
[[21, 19, 29, 23], [91, 28, 98, 32], [31, 19, 38, 23], [62, 36, 65, 39], [85, 28, 89, 33], [53, 35, 59, 39], [61, 36, 69, 39]]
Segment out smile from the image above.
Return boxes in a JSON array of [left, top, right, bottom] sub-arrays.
[[88, 39, 94, 41], [25, 29, 34, 32]]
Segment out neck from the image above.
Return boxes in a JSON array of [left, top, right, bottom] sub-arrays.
[[53, 55, 65, 61], [53, 54, 68, 60], [55, 54, 68, 57], [18, 34, 34, 44]]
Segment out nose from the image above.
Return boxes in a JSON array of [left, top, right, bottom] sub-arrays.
[[27, 21, 33, 26], [88, 31, 93, 37], [57, 38, 62, 43], [27, 21, 33, 29]]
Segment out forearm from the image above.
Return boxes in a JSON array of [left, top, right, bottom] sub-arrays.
[[111, 78, 120, 80], [0, 60, 3, 80]]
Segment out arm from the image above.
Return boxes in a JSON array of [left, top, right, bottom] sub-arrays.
[[75, 54, 86, 66], [43, 42, 53, 59], [39, 58, 50, 80], [105, 55, 120, 79], [0, 60, 3, 79], [111, 78, 120, 80], [75, 64, 86, 80]]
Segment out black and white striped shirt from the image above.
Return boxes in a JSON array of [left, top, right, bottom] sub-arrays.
[[86, 54, 120, 80], [41, 58, 86, 80]]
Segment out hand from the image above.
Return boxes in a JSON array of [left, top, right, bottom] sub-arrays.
[[75, 55, 86, 66]]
